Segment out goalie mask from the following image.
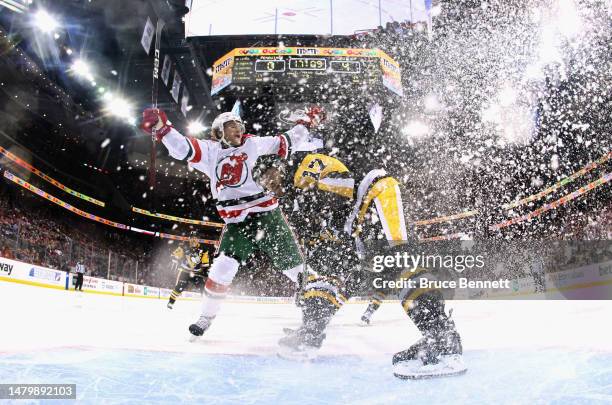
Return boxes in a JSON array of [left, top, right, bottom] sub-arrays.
[[211, 112, 245, 146]]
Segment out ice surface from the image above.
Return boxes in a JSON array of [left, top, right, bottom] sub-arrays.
[[1, 282, 611, 404]]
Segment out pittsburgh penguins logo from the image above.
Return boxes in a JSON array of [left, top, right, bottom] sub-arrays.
[[216, 153, 249, 190]]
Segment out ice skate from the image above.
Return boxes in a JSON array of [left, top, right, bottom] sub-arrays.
[[277, 326, 325, 361], [360, 314, 371, 326], [188, 314, 215, 342], [392, 323, 466, 379]]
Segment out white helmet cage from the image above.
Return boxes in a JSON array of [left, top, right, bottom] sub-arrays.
[[211, 112, 245, 142]]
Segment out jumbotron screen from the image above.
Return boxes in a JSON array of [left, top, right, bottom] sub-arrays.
[[211, 47, 403, 97]]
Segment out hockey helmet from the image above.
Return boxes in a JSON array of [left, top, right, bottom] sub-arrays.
[[188, 231, 199, 247], [211, 112, 245, 144]]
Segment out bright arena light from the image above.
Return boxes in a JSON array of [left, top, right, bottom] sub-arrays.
[[103, 93, 134, 123], [402, 120, 429, 139], [187, 121, 206, 135], [71, 59, 94, 81], [33, 9, 59, 33]]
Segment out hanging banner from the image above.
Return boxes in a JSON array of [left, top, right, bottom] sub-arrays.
[[181, 88, 190, 117], [161, 54, 172, 85], [231, 99, 242, 117], [368, 102, 383, 133], [171, 70, 182, 102], [141, 17, 155, 55]]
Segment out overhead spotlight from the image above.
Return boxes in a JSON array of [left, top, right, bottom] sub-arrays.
[[33, 9, 59, 33], [187, 121, 206, 135], [103, 93, 134, 123], [71, 59, 94, 81]]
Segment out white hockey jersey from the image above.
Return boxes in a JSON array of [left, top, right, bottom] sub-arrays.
[[160, 124, 317, 223]]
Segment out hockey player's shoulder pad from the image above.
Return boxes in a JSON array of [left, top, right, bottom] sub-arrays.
[[294, 153, 354, 198]]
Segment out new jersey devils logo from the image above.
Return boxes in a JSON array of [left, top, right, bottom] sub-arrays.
[[216, 153, 249, 190]]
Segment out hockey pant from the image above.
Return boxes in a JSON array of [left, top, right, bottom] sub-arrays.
[[199, 209, 304, 319]]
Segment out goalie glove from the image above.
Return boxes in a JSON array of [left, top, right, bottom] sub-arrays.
[[140, 108, 172, 140]]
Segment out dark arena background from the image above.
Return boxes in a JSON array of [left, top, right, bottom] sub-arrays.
[[0, 0, 610, 403]]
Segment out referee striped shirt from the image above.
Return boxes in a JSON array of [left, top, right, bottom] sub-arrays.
[[75, 263, 86, 274]]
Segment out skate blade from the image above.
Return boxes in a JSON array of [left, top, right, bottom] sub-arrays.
[[277, 345, 317, 362], [188, 334, 202, 343], [393, 354, 467, 380]]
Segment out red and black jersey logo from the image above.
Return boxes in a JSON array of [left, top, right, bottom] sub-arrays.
[[215, 153, 249, 190]]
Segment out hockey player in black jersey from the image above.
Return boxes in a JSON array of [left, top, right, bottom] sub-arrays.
[[257, 147, 465, 379], [167, 234, 212, 309]]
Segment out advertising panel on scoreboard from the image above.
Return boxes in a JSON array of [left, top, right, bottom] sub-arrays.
[[211, 52, 235, 95], [379, 52, 403, 96]]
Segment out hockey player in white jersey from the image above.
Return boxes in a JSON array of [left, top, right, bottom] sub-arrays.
[[140, 107, 324, 337]]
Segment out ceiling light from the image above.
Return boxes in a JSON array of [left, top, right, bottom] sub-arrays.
[[33, 9, 59, 33], [187, 121, 206, 134]]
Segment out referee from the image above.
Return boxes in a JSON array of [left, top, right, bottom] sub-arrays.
[[74, 260, 85, 291]]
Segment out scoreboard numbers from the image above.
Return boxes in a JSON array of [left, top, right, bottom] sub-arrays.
[[254, 60, 286, 72], [329, 60, 361, 74], [288, 58, 327, 71]]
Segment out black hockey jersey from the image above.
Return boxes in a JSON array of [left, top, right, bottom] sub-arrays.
[[171, 245, 211, 275]]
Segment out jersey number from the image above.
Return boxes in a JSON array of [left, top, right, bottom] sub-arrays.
[[302, 158, 326, 181]]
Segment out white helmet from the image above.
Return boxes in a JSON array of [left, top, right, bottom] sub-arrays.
[[211, 112, 245, 145]]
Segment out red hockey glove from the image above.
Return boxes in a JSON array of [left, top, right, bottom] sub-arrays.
[[140, 108, 172, 140], [295, 106, 327, 129]]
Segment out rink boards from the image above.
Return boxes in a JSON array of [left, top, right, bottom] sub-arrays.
[[2, 255, 612, 302]]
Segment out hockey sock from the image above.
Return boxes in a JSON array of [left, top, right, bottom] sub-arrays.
[[169, 290, 180, 304], [293, 275, 347, 347], [199, 254, 239, 318]]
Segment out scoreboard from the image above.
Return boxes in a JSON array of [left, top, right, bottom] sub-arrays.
[[211, 47, 403, 97]]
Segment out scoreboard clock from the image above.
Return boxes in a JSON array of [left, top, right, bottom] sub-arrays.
[[211, 47, 403, 97]]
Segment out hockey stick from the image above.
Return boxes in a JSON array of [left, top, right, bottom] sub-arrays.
[[148, 18, 165, 191]]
